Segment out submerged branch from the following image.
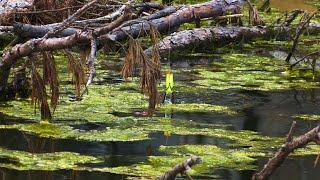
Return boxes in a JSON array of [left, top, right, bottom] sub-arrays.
[[159, 156, 202, 180], [252, 123, 320, 180]]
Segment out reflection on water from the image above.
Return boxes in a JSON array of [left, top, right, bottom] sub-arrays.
[[0, 87, 320, 179], [0, 169, 125, 180], [271, 0, 317, 12]]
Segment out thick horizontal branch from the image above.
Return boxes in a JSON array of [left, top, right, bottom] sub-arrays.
[[0, 13, 130, 95], [5, 0, 244, 40], [144, 26, 268, 56], [0, 0, 246, 96], [2, 14, 130, 68], [104, 0, 246, 41], [144, 23, 320, 57]]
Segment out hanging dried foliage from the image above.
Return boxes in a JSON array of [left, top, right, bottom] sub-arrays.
[[42, 51, 59, 112], [65, 51, 86, 98], [31, 56, 52, 121], [121, 24, 161, 115], [79, 47, 91, 66]]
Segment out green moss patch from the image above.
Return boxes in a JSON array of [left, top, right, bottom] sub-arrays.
[[159, 103, 238, 115], [193, 54, 320, 91], [0, 147, 101, 171], [293, 114, 320, 121]]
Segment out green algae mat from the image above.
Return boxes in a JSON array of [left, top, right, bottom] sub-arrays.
[[1, 1, 320, 179], [1, 50, 320, 179]]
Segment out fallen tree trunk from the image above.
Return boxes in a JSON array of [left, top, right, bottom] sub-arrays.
[[252, 122, 320, 180], [105, 0, 246, 41], [0, 0, 246, 97], [144, 24, 320, 56], [1, 0, 245, 40], [12, 23, 79, 39], [144, 26, 268, 56], [0, 12, 130, 98], [6, 6, 178, 39]]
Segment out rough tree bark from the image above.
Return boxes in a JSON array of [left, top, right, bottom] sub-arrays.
[[144, 26, 268, 56], [144, 24, 320, 57], [105, 0, 246, 41], [1, 0, 245, 40], [0, 13, 130, 97]]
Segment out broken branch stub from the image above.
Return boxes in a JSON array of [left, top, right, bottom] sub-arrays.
[[159, 156, 202, 180]]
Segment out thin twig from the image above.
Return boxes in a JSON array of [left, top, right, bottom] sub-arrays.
[[285, 11, 317, 62], [43, 0, 99, 39], [13, 5, 84, 14], [286, 121, 296, 142], [77, 0, 135, 24], [290, 50, 320, 68], [314, 154, 320, 167]]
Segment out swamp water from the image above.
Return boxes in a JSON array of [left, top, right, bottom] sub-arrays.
[[1, 1, 320, 180], [1, 50, 320, 180]]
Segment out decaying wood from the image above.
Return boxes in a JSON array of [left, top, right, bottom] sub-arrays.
[[105, 0, 246, 41], [0, 0, 34, 16], [0, 0, 246, 107], [252, 122, 320, 180], [1, 0, 319, 118], [144, 26, 267, 56], [144, 23, 320, 57], [159, 156, 202, 180], [0, 12, 130, 95], [1, 0, 245, 40]]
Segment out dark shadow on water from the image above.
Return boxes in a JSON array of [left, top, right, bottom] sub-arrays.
[[0, 128, 233, 164], [212, 155, 320, 180], [0, 168, 126, 180], [71, 122, 109, 131]]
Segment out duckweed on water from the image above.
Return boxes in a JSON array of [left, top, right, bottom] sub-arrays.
[[0, 122, 149, 142], [93, 140, 320, 178], [0, 147, 101, 171], [293, 114, 320, 121], [93, 145, 261, 177], [194, 54, 320, 91], [159, 103, 237, 115], [1, 37, 320, 178], [0, 83, 147, 122]]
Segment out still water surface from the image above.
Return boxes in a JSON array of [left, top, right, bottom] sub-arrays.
[[0, 0, 320, 180]]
